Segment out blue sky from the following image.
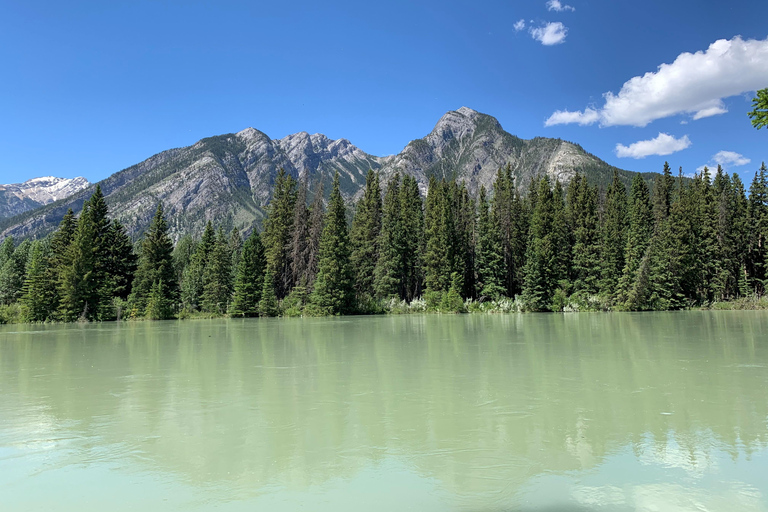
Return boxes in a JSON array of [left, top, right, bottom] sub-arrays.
[[1, 0, 767, 185]]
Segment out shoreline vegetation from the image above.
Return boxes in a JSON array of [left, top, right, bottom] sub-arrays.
[[1, 161, 768, 325]]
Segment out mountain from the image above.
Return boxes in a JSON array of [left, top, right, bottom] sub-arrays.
[[0, 176, 90, 219], [376, 106, 649, 194], [0, 107, 652, 241]]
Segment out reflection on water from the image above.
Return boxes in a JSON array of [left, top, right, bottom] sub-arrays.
[[0, 312, 767, 511]]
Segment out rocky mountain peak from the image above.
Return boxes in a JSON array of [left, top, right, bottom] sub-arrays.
[[0, 176, 91, 219]]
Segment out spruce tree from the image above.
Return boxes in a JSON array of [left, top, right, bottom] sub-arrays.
[[21, 240, 55, 322], [58, 205, 98, 321], [259, 267, 279, 317], [0, 238, 31, 306], [399, 174, 424, 302], [305, 182, 325, 290], [145, 279, 173, 320], [181, 221, 215, 311], [262, 168, 297, 298], [290, 177, 310, 290], [617, 173, 653, 308], [309, 173, 354, 315], [130, 203, 177, 315], [374, 174, 403, 299], [600, 170, 628, 301], [103, 220, 137, 301], [350, 170, 382, 300], [569, 176, 602, 297], [475, 186, 505, 300], [652, 161, 674, 227], [230, 229, 266, 317], [522, 176, 559, 311], [201, 228, 233, 314], [424, 178, 453, 294], [747, 163, 768, 295]]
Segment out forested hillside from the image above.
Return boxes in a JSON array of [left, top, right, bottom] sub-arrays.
[[1, 161, 766, 323]]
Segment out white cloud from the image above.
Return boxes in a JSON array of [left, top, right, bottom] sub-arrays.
[[712, 150, 751, 167], [514, 19, 526, 32], [545, 36, 768, 127], [546, 0, 575, 12], [615, 133, 692, 159], [530, 22, 568, 46], [544, 108, 599, 126]]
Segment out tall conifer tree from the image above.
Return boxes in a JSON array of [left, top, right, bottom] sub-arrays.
[[310, 173, 353, 315]]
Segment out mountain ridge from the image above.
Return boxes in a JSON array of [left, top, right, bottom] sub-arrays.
[[0, 107, 653, 241], [0, 176, 90, 219]]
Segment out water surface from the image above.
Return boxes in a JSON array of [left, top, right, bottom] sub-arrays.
[[1, 312, 767, 511]]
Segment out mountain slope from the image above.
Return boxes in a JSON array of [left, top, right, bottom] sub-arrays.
[[0, 177, 90, 219], [0, 107, 651, 241], [377, 107, 651, 193]]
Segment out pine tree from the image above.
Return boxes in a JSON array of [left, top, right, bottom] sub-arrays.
[[290, 177, 310, 290], [569, 176, 602, 296], [262, 168, 297, 298], [475, 186, 505, 300], [130, 203, 177, 315], [309, 173, 354, 315], [228, 227, 243, 281], [258, 267, 279, 317], [652, 161, 674, 227], [600, 170, 628, 301], [172, 234, 197, 286], [451, 181, 475, 299], [145, 279, 173, 320], [522, 176, 560, 311], [305, 182, 325, 290], [350, 170, 382, 300], [103, 220, 137, 301], [399, 174, 424, 302], [21, 240, 55, 322], [374, 174, 403, 299], [617, 173, 653, 308], [746, 162, 768, 295], [424, 178, 453, 294], [230, 229, 266, 317], [181, 221, 215, 311], [58, 205, 98, 321], [201, 228, 233, 314], [0, 238, 31, 306]]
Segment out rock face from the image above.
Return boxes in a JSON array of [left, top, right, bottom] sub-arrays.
[[375, 106, 633, 195], [0, 107, 646, 241], [0, 176, 90, 219]]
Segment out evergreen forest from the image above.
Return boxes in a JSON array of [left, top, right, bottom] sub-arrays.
[[1, 162, 768, 323]]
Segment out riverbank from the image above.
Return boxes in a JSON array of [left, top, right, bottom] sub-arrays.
[[2, 295, 768, 325]]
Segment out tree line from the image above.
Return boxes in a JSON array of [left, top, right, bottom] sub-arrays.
[[1, 161, 767, 323]]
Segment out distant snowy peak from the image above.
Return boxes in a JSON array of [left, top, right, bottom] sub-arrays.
[[1, 176, 91, 204], [0, 176, 91, 219]]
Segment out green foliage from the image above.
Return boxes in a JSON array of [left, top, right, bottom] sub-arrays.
[[130, 203, 177, 317], [310, 173, 354, 315], [748, 88, 768, 130], [475, 186, 505, 300], [201, 228, 233, 314], [600, 170, 628, 301], [229, 229, 266, 317], [145, 279, 173, 320], [350, 170, 382, 299], [258, 267, 280, 317], [568, 175, 601, 295], [281, 284, 309, 317], [374, 174, 403, 299], [439, 273, 466, 313], [522, 176, 563, 311], [617, 173, 653, 309], [262, 168, 297, 299]]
